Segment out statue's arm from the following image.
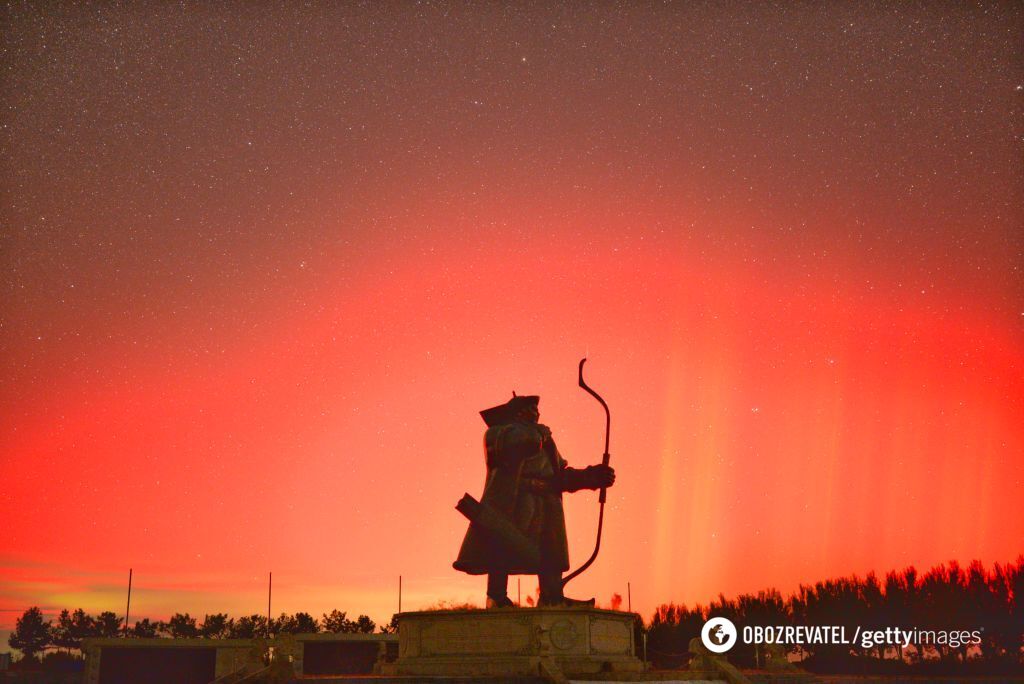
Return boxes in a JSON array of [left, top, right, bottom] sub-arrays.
[[537, 426, 579, 484], [557, 451, 616, 493]]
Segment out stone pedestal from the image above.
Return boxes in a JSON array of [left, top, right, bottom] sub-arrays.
[[382, 606, 644, 680]]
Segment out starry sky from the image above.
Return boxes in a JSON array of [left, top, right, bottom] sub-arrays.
[[1, 2, 1022, 641]]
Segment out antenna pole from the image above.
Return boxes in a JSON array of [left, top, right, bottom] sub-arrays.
[[123, 568, 132, 637]]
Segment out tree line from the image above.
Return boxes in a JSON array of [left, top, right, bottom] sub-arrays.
[[647, 558, 1024, 676], [9, 607, 392, 663], [8, 558, 1022, 675]]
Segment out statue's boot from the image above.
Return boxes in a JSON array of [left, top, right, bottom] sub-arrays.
[[538, 571, 594, 608], [486, 594, 515, 608], [561, 596, 596, 608], [538, 595, 595, 608], [486, 573, 514, 608]]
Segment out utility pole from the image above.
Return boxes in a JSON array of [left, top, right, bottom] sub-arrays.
[[123, 568, 133, 637], [267, 572, 272, 638]]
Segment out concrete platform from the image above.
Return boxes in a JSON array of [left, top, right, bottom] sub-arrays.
[[291, 675, 726, 683], [380, 606, 646, 680]]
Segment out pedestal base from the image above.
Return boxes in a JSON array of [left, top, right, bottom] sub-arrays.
[[382, 606, 644, 679]]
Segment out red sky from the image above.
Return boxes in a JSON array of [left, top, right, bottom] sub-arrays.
[[1, 3, 1021, 643]]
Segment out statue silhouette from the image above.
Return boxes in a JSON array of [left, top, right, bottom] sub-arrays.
[[454, 394, 615, 607]]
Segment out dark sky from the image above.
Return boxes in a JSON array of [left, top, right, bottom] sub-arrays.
[[1, 2, 1021, 633]]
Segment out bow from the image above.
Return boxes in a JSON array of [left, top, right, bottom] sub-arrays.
[[562, 357, 611, 587]]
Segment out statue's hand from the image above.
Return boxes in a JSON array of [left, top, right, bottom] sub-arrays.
[[597, 464, 615, 488], [586, 464, 615, 489]]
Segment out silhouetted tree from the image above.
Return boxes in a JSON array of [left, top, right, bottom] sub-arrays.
[[646, 603, 705, 669], [353, 615, 376, 633], [163, 613, 198, 638], [860, 573, 885, 660], [882, 568, 911, 662], [273, 613, 298, 634], [199, 613, 230, 639], [229, 614, 268, 639], [131, 619, 159, 638], [271, 612, 320, 634], [319, 610, 374, 633], [1008, 558, 1024, 658], [731, 589, 789, 667], [793, 577, 863, 671], [71, 609, 98, 642], [9, 607, 52, 662], [293, 612, 319, 633], [380, 614, 399, 634], [919, 562, 968, 664], [52, 610, 76, 653], [965, 560, 998, 663], [321, 609, 349, 633], [94, 612, 123, 638], [979, 558, 1023, 666]]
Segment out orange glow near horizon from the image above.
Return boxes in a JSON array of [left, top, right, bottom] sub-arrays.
[[2, 211, 1021, 632]]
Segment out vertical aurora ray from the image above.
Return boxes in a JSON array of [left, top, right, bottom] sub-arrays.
[[652, 346, 685, 600]]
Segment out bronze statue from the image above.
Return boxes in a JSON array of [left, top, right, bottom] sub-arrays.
[[454, 393, 615, 607]]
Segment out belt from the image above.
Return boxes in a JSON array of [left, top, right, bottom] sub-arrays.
[[521, 477, 557, 494]]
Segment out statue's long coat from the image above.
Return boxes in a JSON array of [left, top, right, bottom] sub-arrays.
[[454, 421, 570, 575]]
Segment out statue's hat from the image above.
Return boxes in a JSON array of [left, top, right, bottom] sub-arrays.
[[479, 394, 539, 427]]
